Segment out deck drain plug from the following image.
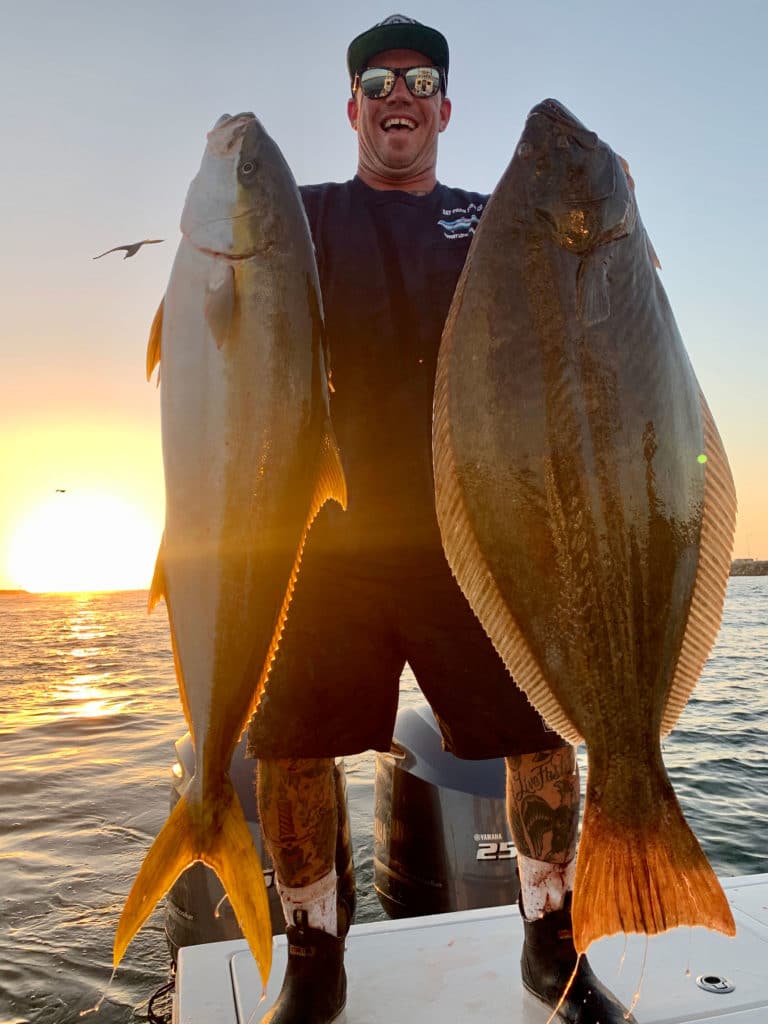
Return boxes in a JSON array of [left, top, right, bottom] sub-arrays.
[[696, 975, 734, 994]]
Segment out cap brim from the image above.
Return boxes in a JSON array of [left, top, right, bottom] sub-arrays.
[[347, 23, 449, 80]]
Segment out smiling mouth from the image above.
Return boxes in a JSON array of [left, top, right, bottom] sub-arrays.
[[382, 117, 417, 131]]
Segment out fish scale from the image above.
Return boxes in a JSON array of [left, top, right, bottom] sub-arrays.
[[433, 98, 736, 952]]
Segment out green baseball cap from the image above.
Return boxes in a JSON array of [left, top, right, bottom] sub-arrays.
[[346, 14, 449, 86]]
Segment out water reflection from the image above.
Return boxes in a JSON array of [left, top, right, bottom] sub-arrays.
[[55, 674, 127, 719], [2, 598, 132, 729]]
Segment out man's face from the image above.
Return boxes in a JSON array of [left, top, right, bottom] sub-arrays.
[[347, 48, 452, 185]]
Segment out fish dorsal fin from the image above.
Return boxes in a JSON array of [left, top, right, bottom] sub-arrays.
[[661, 390, 737, 734], [146, 298, 164, 384], [205, 262, 236, 350], [245, 426, 347, 725], [433, 332, 582, 746]]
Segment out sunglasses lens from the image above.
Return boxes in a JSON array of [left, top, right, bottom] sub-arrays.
[[358, 67, 442, 99], [405, 68, 441, 97], [359, 69, 395, 98]]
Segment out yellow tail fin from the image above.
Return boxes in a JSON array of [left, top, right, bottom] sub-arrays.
[[572, 769, 735, 952], [113, 777, 272, 986]]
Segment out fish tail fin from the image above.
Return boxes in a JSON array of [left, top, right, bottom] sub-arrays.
[[113, 793, 196, 969], [207, 783, 273, 988], [572, 770, 735, 952], [113, 779, 272, 987]]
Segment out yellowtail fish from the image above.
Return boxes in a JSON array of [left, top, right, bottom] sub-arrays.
[[433, 98, 736, 953], [114, 113, 347, 986]]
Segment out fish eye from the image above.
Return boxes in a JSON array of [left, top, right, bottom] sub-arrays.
[[241, 161, 255, 174]]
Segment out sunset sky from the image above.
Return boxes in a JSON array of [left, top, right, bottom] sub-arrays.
[[1, 0, 765, 591]]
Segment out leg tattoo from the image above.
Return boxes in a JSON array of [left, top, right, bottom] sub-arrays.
[[505, 747, 579, 863], [256, 757, 337, 887]]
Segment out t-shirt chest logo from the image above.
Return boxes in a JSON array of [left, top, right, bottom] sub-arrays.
[[437, 201, 484, 240]]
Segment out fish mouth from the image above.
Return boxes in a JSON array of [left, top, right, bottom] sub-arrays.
[[206, 112, 260, 155], [528, 98, 599, 149], [521, 98, 615, 206], [521, 99, 636, 249]]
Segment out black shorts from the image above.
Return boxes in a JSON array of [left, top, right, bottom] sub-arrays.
[[246, 536, 563, 761]]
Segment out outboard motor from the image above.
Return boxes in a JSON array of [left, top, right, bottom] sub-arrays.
[[163, 733, 354, 963], [374, 704, 519, 918]]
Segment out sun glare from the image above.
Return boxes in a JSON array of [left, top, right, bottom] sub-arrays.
[[8, 493, 158, 593]]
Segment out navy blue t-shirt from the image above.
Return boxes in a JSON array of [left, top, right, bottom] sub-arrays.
[[299, 176, 487, 560]]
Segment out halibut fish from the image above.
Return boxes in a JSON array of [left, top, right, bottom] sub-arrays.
[[433, 99, 736, 952], [114, 113, 346, 985]]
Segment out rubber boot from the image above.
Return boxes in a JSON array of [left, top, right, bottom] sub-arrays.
[[260, 897, 352, 1024], [520, 893, 637, 1023]]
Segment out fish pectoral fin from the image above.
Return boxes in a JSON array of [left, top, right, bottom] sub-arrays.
[[204, 262, 236, 350], [148, 543, 166, 613], [113, 781, 272, 989], [146, 298, 164, 384], [576, 251, 611, 326]]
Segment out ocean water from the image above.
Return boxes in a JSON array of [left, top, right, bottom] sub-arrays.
[[1, 578, 766, 1024]]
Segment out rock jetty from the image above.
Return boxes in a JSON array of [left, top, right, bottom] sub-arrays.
[[730, 559, 768, 576]]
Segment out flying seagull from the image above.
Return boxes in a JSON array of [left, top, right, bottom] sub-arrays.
[[93, 239, 164, 260]]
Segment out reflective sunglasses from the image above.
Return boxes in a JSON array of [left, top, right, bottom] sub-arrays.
[[353, 66, 444, 100]]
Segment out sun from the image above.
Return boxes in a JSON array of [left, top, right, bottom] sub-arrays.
[[8, 493, 158, 593]]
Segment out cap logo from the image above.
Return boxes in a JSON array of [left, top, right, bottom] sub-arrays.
[[377, 14, 419, 26]]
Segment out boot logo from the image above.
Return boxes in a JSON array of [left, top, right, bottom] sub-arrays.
[[288, 944, 317, 958]]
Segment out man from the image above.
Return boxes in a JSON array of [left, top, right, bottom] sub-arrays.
[[248, 15, 636, 1024]]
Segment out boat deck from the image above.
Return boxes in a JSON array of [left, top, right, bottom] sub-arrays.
[[174, 873, 768, 1023]]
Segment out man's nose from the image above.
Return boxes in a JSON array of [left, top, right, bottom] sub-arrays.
[[387, 74, 412, 101]]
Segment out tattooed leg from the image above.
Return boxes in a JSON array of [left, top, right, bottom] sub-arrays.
[[505, 746, 579, 918], [257, 757, 337, 884], [256, 757, 339, 933]]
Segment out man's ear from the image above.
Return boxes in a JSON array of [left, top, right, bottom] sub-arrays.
[[438, 97, 452, 133], [347, 96, 359, 131]]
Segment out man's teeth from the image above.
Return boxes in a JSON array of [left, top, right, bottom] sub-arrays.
[[383, 117, 416, 131]]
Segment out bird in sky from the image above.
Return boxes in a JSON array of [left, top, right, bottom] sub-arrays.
[[93, 239, 164, 260]]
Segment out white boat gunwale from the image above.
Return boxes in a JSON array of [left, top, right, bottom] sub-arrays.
[[174, 873, 768, 1023]]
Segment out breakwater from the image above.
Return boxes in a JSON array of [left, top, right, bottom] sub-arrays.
[[731, 559, 768, 576]]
